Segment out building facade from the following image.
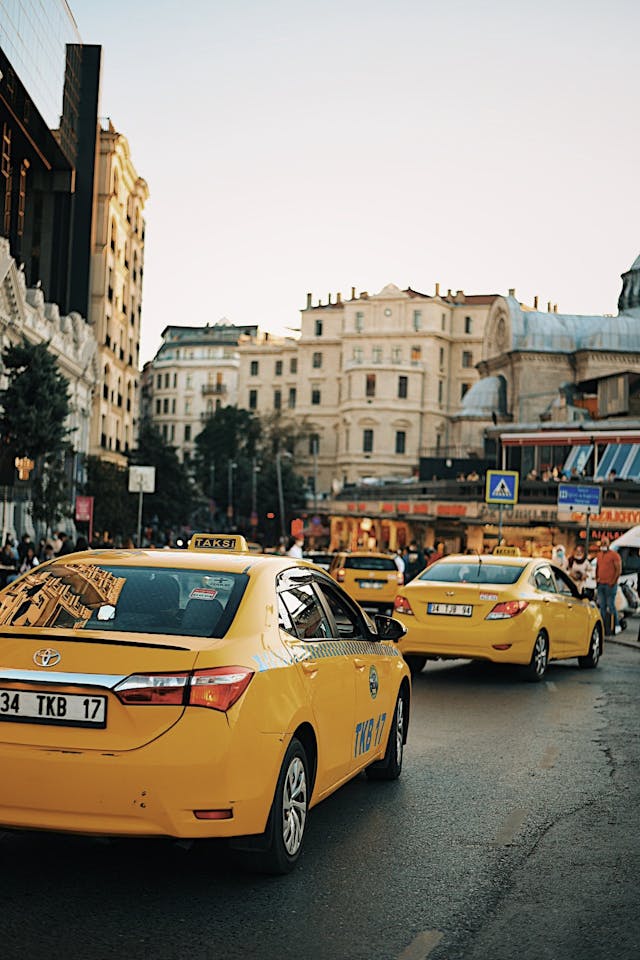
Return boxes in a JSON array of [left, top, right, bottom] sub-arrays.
[[147, 323, 258, 463], [89, 121, 148, 465], [0, 236, 97, 537]]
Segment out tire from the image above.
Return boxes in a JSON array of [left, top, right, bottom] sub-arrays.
[[250, 738, 309, 874], [523, 630, 548, 682], [578, 624, 602, 669], [366, 689, 406, 781], [404, 655, 426, 676]]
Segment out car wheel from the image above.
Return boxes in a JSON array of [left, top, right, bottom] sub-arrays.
[[251, 738, 309, 874], [404, 655, 426, 676], [366, 688, 406, 781], [523, 630, 548, 682], [578, 624, 602, 669]]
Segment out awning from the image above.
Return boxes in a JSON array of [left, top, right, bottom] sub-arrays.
[[500, 430, 640, 447]]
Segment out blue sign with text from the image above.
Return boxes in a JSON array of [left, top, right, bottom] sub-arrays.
[[557, 483, 602, 514]]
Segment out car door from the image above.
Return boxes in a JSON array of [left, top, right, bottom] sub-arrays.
[[552, 566, 591, 657], [532, 564, 565, 658], [277, 571, 355, 794], [313, 575, 395, 774]]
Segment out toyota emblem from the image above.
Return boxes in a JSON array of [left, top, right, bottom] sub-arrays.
[[33, 648, 61, 668]]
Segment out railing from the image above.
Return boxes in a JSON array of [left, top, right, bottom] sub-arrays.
[[201, 384, 227, 396]]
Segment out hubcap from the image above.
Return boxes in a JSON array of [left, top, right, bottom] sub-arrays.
[[396, 697, 404, 761], [282, 756, 307, 856], [534, 635, 548, 676], [591, 629, 601, 661]]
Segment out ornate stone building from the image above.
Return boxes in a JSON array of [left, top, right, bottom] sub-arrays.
[[89, 121, 148, 465], [0, 237, 98, 537]]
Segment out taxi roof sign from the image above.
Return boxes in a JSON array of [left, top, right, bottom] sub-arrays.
[[189, 533, 249, 552], [492, 545, 521, 556]]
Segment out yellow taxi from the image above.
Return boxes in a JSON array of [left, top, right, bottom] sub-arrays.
[[393, 554, 604, 681], [329, 551, 403, 615], [0, 534, 410, 873]]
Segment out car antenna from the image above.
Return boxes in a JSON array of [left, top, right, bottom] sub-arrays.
[[475, 549, 482, 570]]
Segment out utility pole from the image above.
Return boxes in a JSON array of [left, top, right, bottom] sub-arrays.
[[227, 460, 236, 530]]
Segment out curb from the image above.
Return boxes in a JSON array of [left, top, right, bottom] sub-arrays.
[[606, 635, 640, 650]]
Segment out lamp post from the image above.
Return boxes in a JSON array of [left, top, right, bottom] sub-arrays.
[[275, 450, 292, 547], [227, 460, 237, 530], [251, 457, 260, 537], [312, 436, 319, 517]]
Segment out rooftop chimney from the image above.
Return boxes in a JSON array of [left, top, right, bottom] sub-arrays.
[[306, 293, 312, 309], [360, 291, 369, 299], [533, 295, 539, 309], [336, 292, 342, 304], [547, 301, 552, 312], [447, 288, 452, 298], [508, 288, 516, 298], [328, 293, 332, 305], [351, 286, 356, 299], [553, 304, 558, 313], [456, 289, 465, 301], [435, 282, 440, 296]]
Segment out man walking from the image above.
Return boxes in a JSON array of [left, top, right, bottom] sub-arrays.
[[596, 537, 622, 636]]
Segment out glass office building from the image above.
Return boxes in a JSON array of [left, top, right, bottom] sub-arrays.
[[0, 0, 81, 130]]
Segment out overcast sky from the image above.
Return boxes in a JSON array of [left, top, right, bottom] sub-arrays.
[[78, 0, 640, 364]]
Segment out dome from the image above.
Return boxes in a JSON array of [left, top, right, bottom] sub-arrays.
[[459, 376, 506, 417], [504, 299, 640, 353]]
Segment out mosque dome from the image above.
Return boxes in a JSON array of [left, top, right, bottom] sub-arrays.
[[459, 375, 507, 418]]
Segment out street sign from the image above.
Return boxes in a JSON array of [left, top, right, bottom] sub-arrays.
[[485, 470, 519, 505], [128, 466, 156, 494], [557, 483, 601, 518]]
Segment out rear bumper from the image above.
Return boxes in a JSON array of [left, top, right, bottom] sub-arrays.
[[0, 713, 287, 839], [396, 614, 536, 665]]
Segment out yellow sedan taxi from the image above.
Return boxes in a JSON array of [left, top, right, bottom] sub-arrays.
[[393, 554, 604, 681], [0, 534, 410, 873], [329, 551, 404, 615]]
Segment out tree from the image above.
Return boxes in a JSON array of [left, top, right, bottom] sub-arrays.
[[130, 422, 196, 533], [84, 457, 135, 541], [0, 338, 73, 531]]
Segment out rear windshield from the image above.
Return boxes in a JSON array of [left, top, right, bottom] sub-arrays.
[[417, 561, 525, 585], [344, 557, 397, 571], [0, 563, 249, 638]]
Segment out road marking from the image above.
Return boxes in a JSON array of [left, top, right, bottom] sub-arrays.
[[398, 930, 444, 959], [540, 746, 559, 769], [494, 808, 528, 845]]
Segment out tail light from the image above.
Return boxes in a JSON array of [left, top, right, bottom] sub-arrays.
[[394, 594, 414, 615], [336, 567, 346, 582], [114, 666, 253, 712], [485, 600, 528, 620]]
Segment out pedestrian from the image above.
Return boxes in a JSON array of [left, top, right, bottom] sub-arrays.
[[287, 536, 304, 559], [567, 544, 590, 595], [596, 537, 622, 636], [57, 532, 75, 556], [404, 541, 425, 582], [74, 536, 89, 551], [552, 545, 568, 571], [17, 533, 32, 563], [393, 549, 405, 576]]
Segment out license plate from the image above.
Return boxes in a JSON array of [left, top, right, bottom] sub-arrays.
[[0, 688, 107, 728], [427, 602, 473, 617], [359, 580, 383, 589]]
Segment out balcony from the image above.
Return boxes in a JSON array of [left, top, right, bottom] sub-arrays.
[[201, 383, 227, 396]]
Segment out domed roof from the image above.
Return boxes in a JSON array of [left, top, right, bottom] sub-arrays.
[[503, 298, 640, 353], [459, 376, 506, 417]]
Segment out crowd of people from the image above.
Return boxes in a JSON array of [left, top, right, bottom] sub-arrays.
[[0, 531, 89, 588]]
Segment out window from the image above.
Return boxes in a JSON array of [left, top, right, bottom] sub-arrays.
[[275, 360, 283, 376], [171, 398, 176, 413], [398, 375, 408, 399], [311, 388, 321, 405], [312, 352, 323, 369], [392, 346, 402, 363], [352, 347, 363, 364], [462, 351, 473, 368], [309, 434, 320, 455], [164, 373, 169, 388], [163, 398, 169, 414], [278, 582, 331, 639], [250, 360, 259, 376], [184, 425, 191, 442], [173, 373, 177, 387], [411, 345, 422, 363], [465, 316, 472, 334], [315, 319, 323, 336], [155, 399, 161, 415], [186, 375, 193, 390], [395, 431, 406, 454], [533, 566, 556, 594], [441, 313, 446, 331], [355, 311, 364, 332], [363, 429, 374, 453], [274, 389, 282, 409], [438, 380, 443, 404], [366, 374, 376, 398], [290, 358, 297, 374], [372, 347, 382, 364], [185, 399, 192, 415], [315, 582, 368, 640], [288, 387, 297, 409], [156, 374, 162, 389], [413, 310, 422, 331], [249, 389, 258, 410], [460, 383, 471, 399], [439, 347, 445, 369]]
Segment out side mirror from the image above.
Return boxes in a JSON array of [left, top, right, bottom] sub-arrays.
[[374, 614, 406, 642]]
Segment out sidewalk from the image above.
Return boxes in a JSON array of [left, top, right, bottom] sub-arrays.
[[607, 610, 640, 649]]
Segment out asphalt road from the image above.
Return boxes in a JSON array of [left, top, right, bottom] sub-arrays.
[[1, 638, 639, 960]]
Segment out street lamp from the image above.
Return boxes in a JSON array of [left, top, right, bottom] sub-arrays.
[[251, 457, 261, 536], [275, 450, 292, 546], [227, 460, 237, 529]]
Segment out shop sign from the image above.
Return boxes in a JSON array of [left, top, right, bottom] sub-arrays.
[[437, 504, 466, 516]]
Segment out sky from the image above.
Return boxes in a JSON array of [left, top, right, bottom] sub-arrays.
[[77, 0, 640, 365]]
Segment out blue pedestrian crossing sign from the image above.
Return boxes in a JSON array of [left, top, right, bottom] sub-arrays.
[[485, 470, 519, 505]]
